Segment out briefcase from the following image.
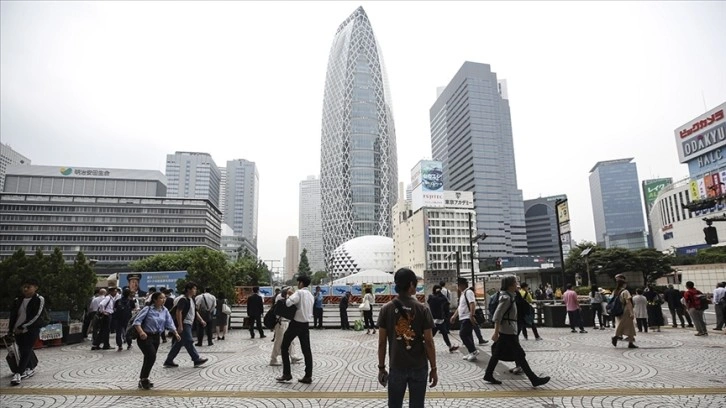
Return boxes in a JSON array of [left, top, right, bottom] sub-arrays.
[[274, 298, 297, 321], [242, 317, 252, 329]]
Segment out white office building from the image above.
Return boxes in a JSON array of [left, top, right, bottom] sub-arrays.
[[0, 143, 31, 192], [299, 175, 325, 272], [165, 152, 221, 208], [224, 159, 259, 247]]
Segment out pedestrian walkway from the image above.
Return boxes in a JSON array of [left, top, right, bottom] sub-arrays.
[[2, 326, 724, 407]]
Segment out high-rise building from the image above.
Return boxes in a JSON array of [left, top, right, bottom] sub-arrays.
[[0, 143, 31, 192], [430, 62, 527, 261], [524, 195, 568, 268], [224, 159, 259, 246], [641, 178, 672, 247], [165, 152, 221, 208], [299, 175, 325, 272], [589, 158, 648, 249], [284, 236, 300, 282], [320, 6, 398, 270], [219, 167, 227, 215]]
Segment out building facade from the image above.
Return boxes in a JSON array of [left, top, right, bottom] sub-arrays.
[[524, 195, 568, 268], [284, 236, 300, 281], [224, 159, 259, 246], [319, 6, 398, 270], [299, 175, 325, 272], [221, 223, 257, 260], [430, 61, 527, 261], [0, 143, 31, 192], [165, 152, 221, 208], [642, 178, 673, 247], [219, 167, 227, 216], [589, 158, 648, 250]]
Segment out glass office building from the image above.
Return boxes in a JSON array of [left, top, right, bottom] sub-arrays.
[[589, 158, 648, 249], [319, 6, 398, 269]]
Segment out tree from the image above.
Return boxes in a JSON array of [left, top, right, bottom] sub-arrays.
[[564, 242, 599, 284], [232, 252, 271, 287], [0, 249, 29, 312], [311, 271, 328, 285], [631, 248, 674, 287], [297, 249, 311, 277], [588, 248, 636, 283]]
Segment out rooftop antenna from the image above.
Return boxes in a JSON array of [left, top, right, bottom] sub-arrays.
[[702, 90, 708, 111]]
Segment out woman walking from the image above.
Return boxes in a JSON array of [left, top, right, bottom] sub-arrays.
[[611, 274, 638, 348], [215, 292, 229, 341], [589, 285, 605, 330], [483, 276, 550, 387], [362, 287, 376, 335], [644, 286, 664, 332], [133, 291, 180, 390], [633, 288, 648, 333]]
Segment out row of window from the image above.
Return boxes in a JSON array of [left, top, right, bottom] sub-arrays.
[[658, 189, 692, 226], [0, 205, 206, 215], [0, 235, 209, 243]]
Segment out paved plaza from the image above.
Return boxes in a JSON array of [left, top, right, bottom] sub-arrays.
[[1, 325, 725, 408]]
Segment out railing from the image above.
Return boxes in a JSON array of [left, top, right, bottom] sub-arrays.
[[228, 304, 384, 330]]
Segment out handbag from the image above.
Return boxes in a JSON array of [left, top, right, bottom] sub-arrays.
[[222, 303, 232, 315], [274, 298, 297, 321], [474, 308, 486, 326]]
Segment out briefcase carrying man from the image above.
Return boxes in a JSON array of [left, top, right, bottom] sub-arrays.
[[275, 298, 297, 321]]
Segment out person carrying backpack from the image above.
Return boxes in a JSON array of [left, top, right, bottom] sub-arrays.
[[7, 278, 48, 386], [377, 268, 437, 408], [611, 274, 637, 348], [682, 281, 708, 336], [114, 288, 136, 351]]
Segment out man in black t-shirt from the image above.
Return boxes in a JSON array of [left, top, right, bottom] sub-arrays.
[[377, 268, 437, 408]]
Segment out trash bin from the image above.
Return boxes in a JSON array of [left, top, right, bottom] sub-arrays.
[[579, 305, 594, 328], [543, 304, 567, 327]]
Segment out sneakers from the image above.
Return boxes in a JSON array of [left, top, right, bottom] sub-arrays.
[[509, 367, 523, 375], [194, 358, 209, 367], [291, 357, 303, 364], [464, 352, 478, 362], [22, 368, 35, 379], [571, 329, 577, 333], [535, 337, 543, 341], [10, 373, 21, 386], [478, 339, 488, 345], [579, 330, 588, 334], [163, 362, 179, 368]]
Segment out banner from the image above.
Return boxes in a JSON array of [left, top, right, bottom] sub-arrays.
[[39, 323, 63, 341]]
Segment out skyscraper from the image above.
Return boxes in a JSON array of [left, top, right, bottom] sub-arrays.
[[284, 236, 300, 282], [430, 62, 527, 261], [319, 6, 398, 269], [165, 152, 221, 208], [0, 143, 31, 192], [524, 195, 568, 268], [589, 158, 648, 249], [224, 159, 259, 246], [299, 175, 325, 272], [219, 167, 227, 215]]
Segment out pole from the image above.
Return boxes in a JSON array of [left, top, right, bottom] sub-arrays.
[[468, 211, 475, 291], [456, 251, 461, 279]]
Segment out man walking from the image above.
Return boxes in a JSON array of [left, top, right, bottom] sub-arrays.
[[339, 291, 351, 330], [92, 287, 117, 350], [563, 284, 587, 333], [712, 282, 725, 331], [247, 286, 266, 339], [276, 275, 314, 384], [450, 277, 479, 362], [8, 278, 46, 386], [163, 282, 209, 367], [664, 284, 692, 328], [313, 286, 324, 329], [378, 268, 437, 408], [195, 287, 216, 346], [84, 289, 105, 340], [682, 281, 708, 336]]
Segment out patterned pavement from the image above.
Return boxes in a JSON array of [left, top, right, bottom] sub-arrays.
[[1, 325, 724, 407]]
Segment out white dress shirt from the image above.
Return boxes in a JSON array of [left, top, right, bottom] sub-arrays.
[[98, 295, 115, 315], [713, 287, 726, 305], [287, 288, 314, 323]]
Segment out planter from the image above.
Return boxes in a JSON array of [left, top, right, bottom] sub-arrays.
[[543, 304, 567, 327]]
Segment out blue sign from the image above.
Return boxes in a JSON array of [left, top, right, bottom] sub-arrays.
[[332, 285, 350, 296], [118, 271, 187, 295], [351, 285, 363, 296], [259, 286, 273, 297], [675, 244, 711, 256]]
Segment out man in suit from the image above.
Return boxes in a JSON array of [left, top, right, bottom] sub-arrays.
[[339, 292, 351, 330], [247, 286, 266, 339]]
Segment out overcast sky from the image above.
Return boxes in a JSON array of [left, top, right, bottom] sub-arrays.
[[2, 1, 726, 267]]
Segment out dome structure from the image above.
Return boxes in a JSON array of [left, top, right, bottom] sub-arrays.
[[329, 235, 394, 279]]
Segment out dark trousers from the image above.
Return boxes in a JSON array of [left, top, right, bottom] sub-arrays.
[[518, 319, 540, 339], [669, 306, 693, 327], [339, 308, 350, 329], [137, 333, 161, 379], [472, 322, 484, 342], [459, 319, 477, 353], [388, 366, 428, 408], [197, 313, 214, 345], [313, 307, 324, 328], [248, 315, 264, 338], [115, 316, 132, 348], [636, 318, 649, 332], [591, 304, 604, 328], [14, 328, 39, 375], [93, 314, 111, 347], [281, 320, 312, 378], [432, 323, 452, 347], [485, 336, 538, 383], [82, 311, 96, 337], [363, 310, 375, 330], [568, 310, 584, 331]]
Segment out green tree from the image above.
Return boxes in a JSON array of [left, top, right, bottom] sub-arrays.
[[588, 248, 636, 283], [311, 270, 328, 285], [564, 242, 599, 284], [297, 248, 311, 277], [631, 248, 674, 287], [0, 249, 29, 312], [45, 251, 97, 320], [232, 252, 271, 287]]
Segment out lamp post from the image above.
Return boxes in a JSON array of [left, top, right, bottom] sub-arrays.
[[467, 211, 488, 292], [447, 251, 461, 279], [581, 247, 592, 286]]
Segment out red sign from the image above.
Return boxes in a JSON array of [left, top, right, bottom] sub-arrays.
[[680, 110, 724, 139]]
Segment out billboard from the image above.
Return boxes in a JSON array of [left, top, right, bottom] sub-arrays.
[[675, 102, 726, 164], [556, 200, 572, 259], [411, 161, 444, 212], [444, 190, 474, 208], [642, 178, 672, 214], [118, 271, 188, 295]]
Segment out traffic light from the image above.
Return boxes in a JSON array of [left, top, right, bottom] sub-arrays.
[[704, 226, 719, 245]]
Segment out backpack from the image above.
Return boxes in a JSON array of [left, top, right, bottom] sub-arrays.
[[115, 298, 130, 315], [125, 306, 149, 340], [488, 291, 500, 320], [606, 292, 625, 317], [263, 302, 278, 330], [696, 291, 709, 311], [515, 290, 530, 317]]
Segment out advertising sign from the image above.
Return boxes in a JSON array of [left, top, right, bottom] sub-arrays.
[[331, 285, 351, 296], [444, 191, 474, 208], [412, 184, 444, 212], [411, 160, 444, 212], [642, 178, 672, 214], [118, 271, 188, 295], [556, 200, 572, 259], [675, 102, 726, 163], [39, 323, 63, 341]]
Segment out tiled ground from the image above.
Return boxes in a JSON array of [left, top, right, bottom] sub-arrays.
[[1, 325, 724, 407]]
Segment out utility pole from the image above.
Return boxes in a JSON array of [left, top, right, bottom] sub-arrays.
[[262, 259, 280, 285]]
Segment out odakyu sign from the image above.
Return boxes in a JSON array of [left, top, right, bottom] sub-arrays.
[[676, 102, 726, 164]]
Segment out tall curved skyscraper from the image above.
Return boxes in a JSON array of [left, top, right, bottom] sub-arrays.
[[320, 6, 398, 270]]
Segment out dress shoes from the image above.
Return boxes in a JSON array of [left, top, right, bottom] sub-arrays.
[[531, 376, 551, 387], [483, 375, 502, 385], [276, 374, 292, 382], [298, 376, 313, 384]]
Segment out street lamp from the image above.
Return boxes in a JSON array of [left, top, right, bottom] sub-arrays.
[[581, 247, 592, 286]]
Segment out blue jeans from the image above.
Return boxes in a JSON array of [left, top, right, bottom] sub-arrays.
[[388, 366, 428, 408], [164, 323, 200, 364]]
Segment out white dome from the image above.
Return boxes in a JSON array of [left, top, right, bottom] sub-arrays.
[[330, 235, 394, 278]]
